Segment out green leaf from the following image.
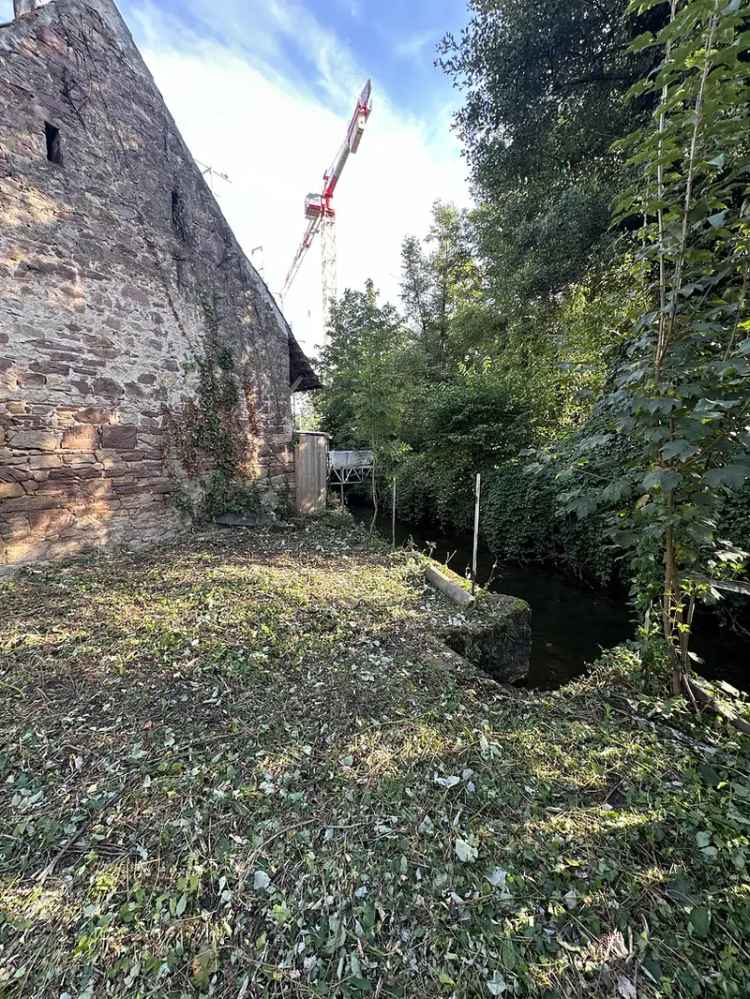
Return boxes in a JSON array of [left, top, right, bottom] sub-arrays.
[[689, 906, 711, 939], [661, 440, 699, 462], [705, 465, 748, 488], [487, 971, 507, 996], [642, 469, 682, 493], [455, 838, 478, 863], [630, 31, 655, 52], [191, 947, 218, 989], [486, 867, 508, 888], [253, 870, 271, 891], [350, 979, 373, 993]]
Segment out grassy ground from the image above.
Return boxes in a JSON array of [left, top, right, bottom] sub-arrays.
[[1, 516, 749, 999]]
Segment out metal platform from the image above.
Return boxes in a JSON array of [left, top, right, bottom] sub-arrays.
[[329, 450, 374, 487]]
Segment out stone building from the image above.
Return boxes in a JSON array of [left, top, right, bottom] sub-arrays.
[[0, 0, 319, 573]]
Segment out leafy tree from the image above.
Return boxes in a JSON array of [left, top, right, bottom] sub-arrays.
[[400, 202, 481, 376], [564, 0, 750, 695], [317, 281, 407, 476], [439, 0, 670, 301], [492, 255, 650, 440], [438, 0, 668, 192]]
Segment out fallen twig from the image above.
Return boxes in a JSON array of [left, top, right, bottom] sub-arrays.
[[35, 777, 137, 883]]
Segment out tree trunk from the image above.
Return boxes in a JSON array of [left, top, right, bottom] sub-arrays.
[[369, 447, 378, 537], [663, 522, 684, 696]]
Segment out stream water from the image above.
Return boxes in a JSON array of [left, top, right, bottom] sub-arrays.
[[352, 505, 749, 692]]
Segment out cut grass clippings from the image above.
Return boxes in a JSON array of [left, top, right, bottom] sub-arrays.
[[1, 515, 749, 997]]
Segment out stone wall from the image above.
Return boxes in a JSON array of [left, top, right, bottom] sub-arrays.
[[0, 0, 308, 573]]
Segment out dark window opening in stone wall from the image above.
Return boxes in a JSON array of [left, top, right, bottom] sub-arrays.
[[45, 122, 63, 165], [171, 189, 188, 242]]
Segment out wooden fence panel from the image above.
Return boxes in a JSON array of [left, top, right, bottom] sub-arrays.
[[295, 432, 329, 515]]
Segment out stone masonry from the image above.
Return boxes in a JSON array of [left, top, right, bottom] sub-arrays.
[[0, 0, 319, 572]]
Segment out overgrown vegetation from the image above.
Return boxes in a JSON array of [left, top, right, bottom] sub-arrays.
[[168, 298, 264, 522], [564, 0, 750, 694], [317, 0, 750, 685], [2, 523, 750, 997]]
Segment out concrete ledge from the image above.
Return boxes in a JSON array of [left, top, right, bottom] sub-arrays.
[[425, 565, 475, 607], [426, 561, 532, 684]]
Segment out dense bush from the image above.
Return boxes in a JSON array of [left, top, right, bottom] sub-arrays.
[[396, 379, 530, 529], [719, 482, 750, 562], [481, 459, 621, 586]]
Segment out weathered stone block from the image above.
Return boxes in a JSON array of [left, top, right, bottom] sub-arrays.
[[0, 514, 30, 540], [92, 377, 124, 398], [113, 482, 143, 496], [130, 461, 162, 478], [28, 455, 63, 469], [0, 482, 25, 500], [4, 539, 49, 565], [48, 465, 102, 480], [13, 372, 45, 391], [61, 426, 99, 450], [1, 495, 65, 513], [81, 480, 116, 497], [78, 407, 112, 424], [28, 509, 76, 536], [30, 360, 71, 376], [100, 425, 138, 449], [138, 433, 164, 449], [0, 467, 30, 483], [37, 480, 82, 496], [8, 430, 61, 451]]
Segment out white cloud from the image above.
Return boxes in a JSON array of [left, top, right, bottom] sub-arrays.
[[394, 30, 439, 61], [131, 6, 469, 358], [6, 0, 469, 358]]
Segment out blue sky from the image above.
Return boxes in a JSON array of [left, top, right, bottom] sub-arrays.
[[3, 0, 471, 351], [118, 0, 467, 121]]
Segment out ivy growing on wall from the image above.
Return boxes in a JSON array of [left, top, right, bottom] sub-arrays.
[[169, 296, 260, 520]]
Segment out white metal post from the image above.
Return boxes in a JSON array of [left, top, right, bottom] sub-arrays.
[[392, 477, 397, 549], [472, 473, 481, 595]]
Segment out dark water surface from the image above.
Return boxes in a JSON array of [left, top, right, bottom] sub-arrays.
[[352, 506, 749, 691]]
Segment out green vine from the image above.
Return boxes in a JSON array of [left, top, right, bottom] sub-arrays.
[[169, 295, 260, 521]]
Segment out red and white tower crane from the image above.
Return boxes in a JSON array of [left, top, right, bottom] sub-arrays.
[[280, 80, 373, 338]]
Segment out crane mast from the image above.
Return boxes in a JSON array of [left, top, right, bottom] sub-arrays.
[[280, 80, 373, 338]]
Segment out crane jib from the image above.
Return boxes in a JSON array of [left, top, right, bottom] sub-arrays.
[[279, 80, 373, 308]]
